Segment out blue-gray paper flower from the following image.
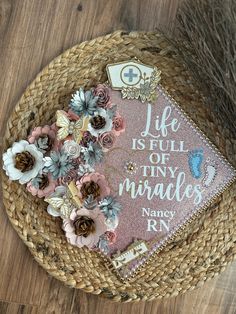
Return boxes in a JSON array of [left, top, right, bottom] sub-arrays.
[[44, 151, 73, 179], [70, 88, 99, 116], [82, 142, 104, 167], [99, 196, 122, 220]]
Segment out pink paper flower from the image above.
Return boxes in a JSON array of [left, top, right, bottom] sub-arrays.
[[98, 131, 116, 151], [28, 124, 59, 152], [93, 84, 112, 108], [63, 207, 107, 248], [112, 113, 125, 136], [27, 174, 57, 198], [67, 109, 81, 121], [105, 231, 117, 244], [76, 172, 110, 200]]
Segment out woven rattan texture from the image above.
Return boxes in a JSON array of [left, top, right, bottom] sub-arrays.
[[2, 31, 236, 302]]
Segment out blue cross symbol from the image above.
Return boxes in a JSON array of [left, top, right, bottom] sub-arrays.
[[124, 68, 138, 82]]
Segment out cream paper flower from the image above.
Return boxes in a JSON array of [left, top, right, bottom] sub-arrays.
[[3, 140, 44, 184], [63, 140, 81, 158], [87, 108, 113, 137]]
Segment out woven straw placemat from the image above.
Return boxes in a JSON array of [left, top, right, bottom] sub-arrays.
[[2, 31, 236, 302]]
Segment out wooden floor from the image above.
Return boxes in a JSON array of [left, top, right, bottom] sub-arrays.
[[0, 1, 236, 313]]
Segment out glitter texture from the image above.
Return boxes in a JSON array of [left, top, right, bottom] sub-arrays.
[[96, 85, 236, 275]]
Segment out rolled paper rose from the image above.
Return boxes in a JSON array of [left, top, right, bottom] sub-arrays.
[[80, 131, 97, 147], [76, 172, 110, 201], [112, 113, 125, 136], [28, 124, 59, 153], [93, 84, 111, 108], [105, 231, 117, 244], [98, 131, 116, 151], [60, 168, 80, 185], [27, 174, 57, 198], [62, 207, 107, 248], [63, 140, 81, 158], [70, 157, 81, 172]]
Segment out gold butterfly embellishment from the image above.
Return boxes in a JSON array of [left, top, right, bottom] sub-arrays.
[[45, 182, 82, 218], [44, 195, 73, 218], [56, 110, 90, 143]]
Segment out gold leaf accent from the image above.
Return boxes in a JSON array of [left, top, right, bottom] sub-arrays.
[[121, 66, 161, 103]]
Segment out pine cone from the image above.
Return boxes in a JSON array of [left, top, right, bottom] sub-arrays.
[[15, 151, 35, 172], [90, 115, 106, 130], [80, 181, 101, 199], [74, 216, 95, 237]]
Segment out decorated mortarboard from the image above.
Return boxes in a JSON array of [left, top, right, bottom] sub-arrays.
[[2, 58, 235, 280], [106, 59, 161, 103]]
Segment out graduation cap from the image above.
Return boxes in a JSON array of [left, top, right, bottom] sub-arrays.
[[106, 59, 161, 103]]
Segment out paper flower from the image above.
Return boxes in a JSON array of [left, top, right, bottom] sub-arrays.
[[82, 142, 104, 167], [98, 131, 116, 151], [83, 194, 97, 210], [93, 84, 111, 108], [105, 215, 119, 231], [98, 196, 122, 231], [62, 207, 107, 248], [2, 140, 44, 184], [46, 186, 67, 217], [70, 88, 99, 116], [77, 163, 95, 177], [97, 234, 110, 254], [27, 173, 57, 198], [2, 84, 126, 254], [63, 140, 81, 158], [28, 124, 58, 153], [60, 168, 80, 185], [76, 172, 110, 201], [105, 230, 117, 244], [112, 113, 125, 136], [106, 105, 117, 119], [99, 196, 122, 220], [80, 131, 97, 147], [44, 151, 73, 180], [87, 109, 113, 137]]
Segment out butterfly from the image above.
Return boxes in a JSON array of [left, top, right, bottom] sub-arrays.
[[45, 195, 73, 218], [45, 182, 82, 218], [56, 110, 90, 143], [67, 181, 82, 208]]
